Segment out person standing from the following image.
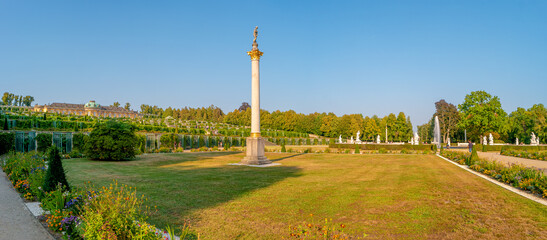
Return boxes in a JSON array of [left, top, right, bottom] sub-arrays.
[[468, 140, 473, 153]]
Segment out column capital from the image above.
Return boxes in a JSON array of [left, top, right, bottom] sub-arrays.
[[247, 49, 263, 61]]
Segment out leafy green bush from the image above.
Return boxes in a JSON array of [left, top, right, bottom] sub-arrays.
[[0, 132, 15, 155], [43, 147, 70, 192], [84, 121, 138, 161], [354, 144, 360, 154], [281, 143, 286, 153], [36, 133, 52, 152]]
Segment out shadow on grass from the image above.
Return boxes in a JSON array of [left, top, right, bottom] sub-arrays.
[[268, 153, 305, 162], [65, 152, 302, 225]]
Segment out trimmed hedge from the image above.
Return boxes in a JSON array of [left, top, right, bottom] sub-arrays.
[[0, 132, 15, 155], [501, 145, 547, 152], [329, 143, 434, 151]]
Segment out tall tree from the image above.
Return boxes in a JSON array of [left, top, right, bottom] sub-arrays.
[[434, 99, 460, 143], [22, 96, 35, 106], [458, 91, 506, 141]]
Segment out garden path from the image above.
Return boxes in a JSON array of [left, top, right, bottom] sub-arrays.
[[0, 169, 54, 240], [452, 149, 547, 173]]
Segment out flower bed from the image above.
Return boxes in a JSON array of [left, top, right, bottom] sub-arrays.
[[440, 150, 547, 198], [1, 151, 194, 239], [500, 148, 547, 161]]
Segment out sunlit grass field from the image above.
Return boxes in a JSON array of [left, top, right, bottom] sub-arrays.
[[64, 152, 547, 239]]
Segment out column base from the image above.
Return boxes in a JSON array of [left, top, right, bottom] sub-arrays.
[[240, 137, 271, 165]]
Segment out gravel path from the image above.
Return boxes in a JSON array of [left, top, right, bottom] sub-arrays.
[[451, 148, 547, 173], [0, 169, 54, 240]]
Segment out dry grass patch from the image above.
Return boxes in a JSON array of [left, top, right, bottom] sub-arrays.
[[64, 153, 547, 239]]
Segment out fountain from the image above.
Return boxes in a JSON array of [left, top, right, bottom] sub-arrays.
[[433, 116, 441, 148]]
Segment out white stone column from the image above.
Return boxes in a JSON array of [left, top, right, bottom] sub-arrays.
[[251, 58, 260, 136], [241, 27, 270, 165]]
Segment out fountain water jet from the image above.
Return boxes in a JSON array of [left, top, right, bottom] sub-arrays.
[[433, 116, 441, 148]]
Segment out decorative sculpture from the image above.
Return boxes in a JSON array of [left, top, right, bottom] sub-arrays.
[[376, 135, 381, 144], [339, 135, 343, 144], [489, 133, 494, 145], [253, 26, 258, 44]]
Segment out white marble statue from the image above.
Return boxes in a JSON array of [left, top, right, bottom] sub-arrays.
[[339, 135, 343, 144], [483, 136, 487, 145], [350, 136, 354, 144], [516, 137, 519, 145], [376, 135, 381, 144], [488, 133, 494, 145], [531, 132, 538, 145], [413, 132, 420, 145], [447, 137, 451, 147]]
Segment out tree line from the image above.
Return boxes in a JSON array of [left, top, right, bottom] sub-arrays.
[[418, 90, 547, 144], [224, 109, 414, 142], [2, 92, 34, 106]]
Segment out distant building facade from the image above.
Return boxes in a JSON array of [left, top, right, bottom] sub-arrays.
[[34, 100, 141, 119]]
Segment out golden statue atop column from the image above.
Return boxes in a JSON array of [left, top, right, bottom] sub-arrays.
[[241, 26, 270, 165]]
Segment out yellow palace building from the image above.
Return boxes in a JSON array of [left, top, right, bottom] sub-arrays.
[[34, 100, 141, 119]]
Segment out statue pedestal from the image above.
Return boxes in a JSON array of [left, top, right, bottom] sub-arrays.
[[241, 137, 270, 165]]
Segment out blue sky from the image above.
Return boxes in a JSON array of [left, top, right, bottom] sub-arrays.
[[1, 1, 546, 127]]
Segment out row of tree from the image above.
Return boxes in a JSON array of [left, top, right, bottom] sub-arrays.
[[418, 90, 546, 144], [2, 92, 34, 106], [224, 109, 414, 142], [141, 104, 225, 122]]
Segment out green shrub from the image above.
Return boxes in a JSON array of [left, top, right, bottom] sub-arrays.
[[281, 143, 286, 152], [36, 133, 52, 152], [42, 147, 70, 192], [72, 133, 87, 152], [0, 132, 15, 155], [467, 148, 479, 166], [378, 148, 387, 154], [354, 144, 360, 154], [78, 182, 161, 240], [84, 121, 138, 161]]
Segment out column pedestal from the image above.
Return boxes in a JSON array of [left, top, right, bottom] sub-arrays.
[[241, 137, 270, 165]]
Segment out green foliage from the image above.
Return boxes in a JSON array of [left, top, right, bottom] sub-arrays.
[[354, 144, 360, 154], [160, 133, 177, 149], [3, 116, 8, 130], [72, 133, 87, 152], [36, 133, 52, 152], [442, 150, 547, 198], [43, 147, 70, 192], [458, 91, 507, 142], [281, 143, 286, 152], [84, 121, 138, 161], [79, 182, 161, 240], [467, 147, 479, 166], [0, 132, 15, 155]]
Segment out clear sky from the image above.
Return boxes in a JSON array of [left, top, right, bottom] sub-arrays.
[[1, 1, 546, 128]]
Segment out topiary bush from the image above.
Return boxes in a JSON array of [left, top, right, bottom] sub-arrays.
[[281, 143, 286, 153], [42, 146, 70, 192], [84, 121, 138, 161]]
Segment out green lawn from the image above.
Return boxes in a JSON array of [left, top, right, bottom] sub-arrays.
[[64, 152, 547, 239]]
